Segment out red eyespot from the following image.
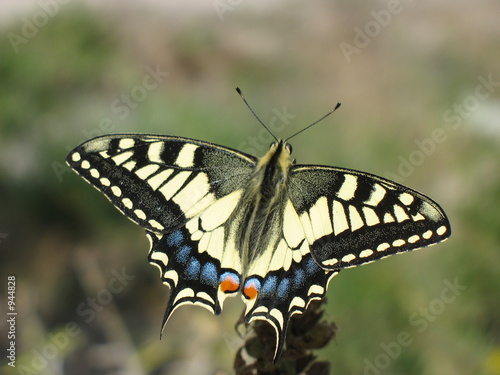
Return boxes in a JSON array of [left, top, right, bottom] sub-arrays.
[[243, 284, 258, 300], [243, 279, 261, 300], [219, 275, 239, 293]]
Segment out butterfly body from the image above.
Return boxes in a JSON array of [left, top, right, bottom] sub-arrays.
[[236, 140, 292, 271], [67, 133, 450, 360]]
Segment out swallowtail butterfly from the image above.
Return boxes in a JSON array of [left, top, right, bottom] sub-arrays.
[[67, 92, 450, 361]]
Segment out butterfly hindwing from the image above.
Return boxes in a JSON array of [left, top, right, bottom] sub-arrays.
[[289, 166, 451, 270], [242, 252, 338, 359], [234, 198, 338, 359], [146, 228, 242, 327]]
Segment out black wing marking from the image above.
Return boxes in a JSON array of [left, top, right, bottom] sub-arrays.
[[289, 165, 451, 270], [66, 134, 256, 233], [242, 252, 337, 361], [237, 199, 337, 361], [147, 227, 242, 328], [67, 134, 255, 332]]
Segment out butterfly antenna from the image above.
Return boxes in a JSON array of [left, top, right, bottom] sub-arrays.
[[236, 87, 278, 142], [285, 102, 341, 142]]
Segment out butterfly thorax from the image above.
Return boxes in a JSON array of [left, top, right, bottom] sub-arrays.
[[236, 141, 294, 273]]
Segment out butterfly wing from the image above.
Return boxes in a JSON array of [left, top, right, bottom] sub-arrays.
[[289, 165, 451, 270], [68, 135, 451, 362], [67, 134, 257, 321], [67, 134, 257, 232], [147, 187, 249, 324], [233, 190, 340, 360], [243, 164, 450, 360], [241, 235, 338, 360]]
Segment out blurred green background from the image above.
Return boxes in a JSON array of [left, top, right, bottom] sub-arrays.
[[1, 1, 499, 374]]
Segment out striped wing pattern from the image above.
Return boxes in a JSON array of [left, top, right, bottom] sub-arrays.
[[67, 134, 254, 315], [67, 134, 450, 361], [289, 166, 450, 270], [67, 135, 338, 359], [66, 134, 256, 232], [147, 225, 338, 359]]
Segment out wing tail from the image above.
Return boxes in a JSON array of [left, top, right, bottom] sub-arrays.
[[242, 252, 338, 362]]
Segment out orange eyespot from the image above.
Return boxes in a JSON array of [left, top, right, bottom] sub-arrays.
[[243, 283, 259, 300], [219, 275, 239, 293]]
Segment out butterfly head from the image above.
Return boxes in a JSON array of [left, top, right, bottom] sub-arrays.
[[249, 139, 294, 202], [264, 140, 295, 169], [254, 140, 295, 195], [270, 140, 293, 155]]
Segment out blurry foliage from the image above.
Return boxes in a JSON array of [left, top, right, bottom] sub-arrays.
[[0, 11, 118, 133], [1, 10, 123, 272]]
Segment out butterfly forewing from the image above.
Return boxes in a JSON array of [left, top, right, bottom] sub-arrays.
[[67, 134, 256, 233], [289, 166, 451, 270]]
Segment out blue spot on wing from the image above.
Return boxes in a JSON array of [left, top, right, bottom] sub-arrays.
[[175, 245, 191, 264], [200, 262, 218, 287], [167, 230, 184, 247], [244, 277, 261, 291], [293, 268, 305, 288], [305, 257, 321, 275], [277, 278, 290, 300], [261, 276, 278, 297], [219, 271, 241, 285], [185, 257, 201, 280]]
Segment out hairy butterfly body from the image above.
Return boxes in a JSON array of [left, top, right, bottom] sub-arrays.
[[67, 123, 450, 362]]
